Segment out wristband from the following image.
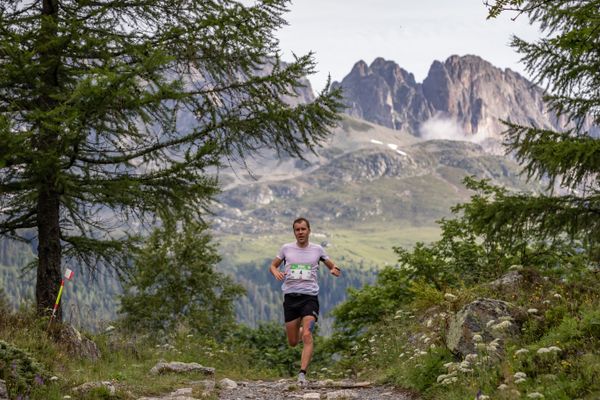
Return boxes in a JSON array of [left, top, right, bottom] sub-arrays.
[[333, 266, 341, 271]]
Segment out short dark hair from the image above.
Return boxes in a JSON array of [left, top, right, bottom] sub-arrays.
[[293, 217, 310, 229]]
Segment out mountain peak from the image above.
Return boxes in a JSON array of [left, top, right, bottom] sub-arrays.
[[335, 54, 561, 143]]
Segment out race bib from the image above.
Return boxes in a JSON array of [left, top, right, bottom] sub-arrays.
[[288, 263, 312, 280]]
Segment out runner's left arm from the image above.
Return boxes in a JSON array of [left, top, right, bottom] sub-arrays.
[[323, 259, 341, 277]]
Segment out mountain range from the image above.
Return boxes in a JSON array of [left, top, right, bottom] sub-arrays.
[[1, 54, 560, 331], [212, 55, 556, 267]]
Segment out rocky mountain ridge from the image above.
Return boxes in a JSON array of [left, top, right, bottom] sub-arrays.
[[332, 54, 566, 145]]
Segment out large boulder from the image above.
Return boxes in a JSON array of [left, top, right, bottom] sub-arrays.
[[446, 298, 526, 357], [0, 379, 8, 400], [149, 361, 215, 376], [55, 325, 101, 361]]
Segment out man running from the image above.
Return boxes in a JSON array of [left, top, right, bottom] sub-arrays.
[[270, 217, 341, 385]]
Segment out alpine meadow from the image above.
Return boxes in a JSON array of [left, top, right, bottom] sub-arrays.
[[1, 1, 599, 399]]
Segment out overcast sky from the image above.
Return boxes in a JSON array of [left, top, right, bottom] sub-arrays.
[[276, 0, 541, 92]]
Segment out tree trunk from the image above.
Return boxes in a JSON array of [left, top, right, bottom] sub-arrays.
[[35, 0, 62, 319], [36, 186, 62, 319]]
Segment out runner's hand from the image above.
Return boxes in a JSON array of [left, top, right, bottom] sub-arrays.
[[272, 269, 285, 281], [330, 266, 341, 277]]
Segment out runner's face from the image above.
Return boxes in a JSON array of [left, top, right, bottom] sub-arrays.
[[293, 221, 310, 246]]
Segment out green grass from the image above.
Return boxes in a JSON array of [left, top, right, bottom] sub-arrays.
[[215, 223, 441, 267]]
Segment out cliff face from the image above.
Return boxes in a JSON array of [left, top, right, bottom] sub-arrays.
[[333, 55, 561, 140]]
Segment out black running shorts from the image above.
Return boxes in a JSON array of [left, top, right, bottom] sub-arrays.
[[283, 293, 319, 323]]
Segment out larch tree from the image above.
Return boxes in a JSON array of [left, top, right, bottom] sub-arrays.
[[472, 0, 600, 259], [0, 0, 341, 318]]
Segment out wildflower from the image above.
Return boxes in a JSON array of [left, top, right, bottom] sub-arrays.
[[486, 320, 496, 328], [514, 372, 527, 379], [437, 374, 448, 383], [515, 378, 527, 384], [441, 377, 458, 385], [527, 393, 544, 399], [515, 348, 529, 356], [492, 320, 512, 331], [34, 374, 44, 386], [553, 293, 562, 300], [472, 334, 483, 343], [537, 347, 551, 354], [498, 384, 508, 390], [444, 293, 457, 301], [548, 346, 562, 353], [527, 308, 538, 314], [509, 264, 523, 271], [465, 353, 478, 363]]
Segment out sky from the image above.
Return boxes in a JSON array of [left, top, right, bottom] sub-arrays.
[[275, 0, 541, 92]]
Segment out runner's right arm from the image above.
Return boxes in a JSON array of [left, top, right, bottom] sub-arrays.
[[270, 257, 285, 281]]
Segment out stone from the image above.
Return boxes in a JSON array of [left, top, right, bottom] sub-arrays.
[[303, 393, 321, 399], [149, 361, 215, 376], [0, 379, 8, 400], [56, 324, 101, 361], [326, 389, 358, 399], [446, 298, 526, 357], [488, 271, 523, 290], [72, 381, 116, 396], [219, 378, 238, 389]]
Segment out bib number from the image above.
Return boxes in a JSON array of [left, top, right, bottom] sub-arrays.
[[289, 264, 312, 280]]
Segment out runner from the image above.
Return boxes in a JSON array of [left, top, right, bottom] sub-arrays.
[[270, 217, 342, 385]]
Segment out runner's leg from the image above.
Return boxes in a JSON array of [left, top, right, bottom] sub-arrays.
[[285, 317, 302, 347], [300, 315, 316, 371]]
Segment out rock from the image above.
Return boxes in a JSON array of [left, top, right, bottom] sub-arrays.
[[149, 361, 215, 376], [55, 325, 101, 361], [303, 394, 321, 399], [326, 389, 359, 399], [446, 298, 526, 357], [189, 379, 215, 391], [0, 379, 8, 400], [219, 378, 238, 389], [488, 270, 524, 290], [72, 381, 116, 396]]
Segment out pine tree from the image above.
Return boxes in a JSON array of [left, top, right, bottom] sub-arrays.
[[0, 1, 341, 318], [478, 0, 600, 259], [119, 221, 244, 337]]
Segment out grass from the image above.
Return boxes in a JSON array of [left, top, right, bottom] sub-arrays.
[[215, 222, 441, 267], [332, 266, 600, 400], [0, 306, 283, 400]]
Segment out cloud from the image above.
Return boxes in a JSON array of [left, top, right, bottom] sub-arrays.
[[419, 116, 469, 141]]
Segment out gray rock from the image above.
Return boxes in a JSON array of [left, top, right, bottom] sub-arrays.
[[72, 381, 116, 396], [57, 325, 101, 361], [303, 393, 321, 399], [219, 378, 238, 389], [488, 270, 524, 290], [149, 361, 215, 376], [326, 389, 359, 399], [0, 379, 8, 400], [446, 298, 526, 357]]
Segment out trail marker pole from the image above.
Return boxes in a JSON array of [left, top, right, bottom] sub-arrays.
[[48, 268, 75, 329]]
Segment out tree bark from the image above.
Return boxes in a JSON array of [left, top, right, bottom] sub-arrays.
[[36, 186, 62, 319], [35, 0, 62, 319]]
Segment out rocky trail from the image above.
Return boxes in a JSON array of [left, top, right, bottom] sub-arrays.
[[138, 377, 414, 400]]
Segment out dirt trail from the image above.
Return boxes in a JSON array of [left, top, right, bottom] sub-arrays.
[[138, 378, 415, 400]]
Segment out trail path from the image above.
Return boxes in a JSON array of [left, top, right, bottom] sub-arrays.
[[138, 378, 415, 400]]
